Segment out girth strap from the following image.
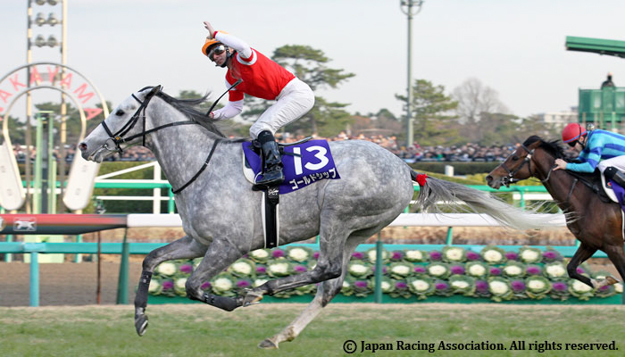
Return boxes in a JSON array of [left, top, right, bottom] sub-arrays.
[[171, 139, 222, 194]]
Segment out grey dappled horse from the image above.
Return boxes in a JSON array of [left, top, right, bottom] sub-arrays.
[[80, 86, 551, 349]]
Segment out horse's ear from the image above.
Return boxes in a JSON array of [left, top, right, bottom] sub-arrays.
[[150, 85, 162, 96]]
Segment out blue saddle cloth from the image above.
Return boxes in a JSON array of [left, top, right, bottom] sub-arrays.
[[242, 140, 340, 194]]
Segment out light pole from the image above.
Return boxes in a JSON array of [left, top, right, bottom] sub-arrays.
[[400, 0, 424, 149], [26, 0, 67, 213]]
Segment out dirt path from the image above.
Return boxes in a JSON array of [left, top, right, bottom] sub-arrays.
[[0, 261, 142, 306]]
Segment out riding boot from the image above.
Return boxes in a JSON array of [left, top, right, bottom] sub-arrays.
[[255, 131, 284, 187], [605, 166, 625, 188]]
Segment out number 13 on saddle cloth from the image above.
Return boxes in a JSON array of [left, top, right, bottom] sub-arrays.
[[242, 140, 341, 193]]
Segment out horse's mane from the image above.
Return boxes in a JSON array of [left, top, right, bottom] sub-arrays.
[[523, 135, 596, 182], [522, 135, 573, 160], [155, 91, 238, 140]]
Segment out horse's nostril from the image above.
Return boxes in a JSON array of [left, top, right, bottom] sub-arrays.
[[485, 175, 492, 183], [79, 142, 87, 151]]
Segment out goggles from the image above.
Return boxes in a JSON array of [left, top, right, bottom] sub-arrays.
[[208, 44, 227, 61]]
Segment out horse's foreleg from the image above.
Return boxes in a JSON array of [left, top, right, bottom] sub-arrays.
[[567, 242, 597, 288], [135, 236, 208, 336], [184, 239, 245, 312]]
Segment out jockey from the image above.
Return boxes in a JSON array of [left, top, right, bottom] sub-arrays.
[[202, 21, 315, 187], [554, 123, 625, 187]]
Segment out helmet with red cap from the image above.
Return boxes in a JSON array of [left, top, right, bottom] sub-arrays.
[[562, 123, 587, 147]]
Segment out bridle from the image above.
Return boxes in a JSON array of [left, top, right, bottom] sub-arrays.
[[97, 85, 221, 194], [100, 85, 197, 155], [500, 144, 536, 186]]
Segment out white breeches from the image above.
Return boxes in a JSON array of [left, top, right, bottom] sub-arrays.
[[598, 156, 625, 173], [249, 78, 315, 139]]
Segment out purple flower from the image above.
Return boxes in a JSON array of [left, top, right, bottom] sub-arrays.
[[354, 281, 368, 288], [543, 251, 558, 260], [526, 266, 541, 275], [576, 267, 585, 274], [201, 281, 211, 290], [162, 281, 174, 290], [352, 252, 365, 260], [272, 249, 285, 258], [505, 252, 518, 260], [476, 280, 489, 292], [414, 266, 426, 274], [395, 281, 408, 289], [450, 265, 465, 275], [294, 265, 308, 273], [256, 266, 267, 274], [511, 280, 526, 291], [466, 251, 481, 261], [391, 251, 404, 261], [236, 280, 250, 288], [490, 267, 502, 276], [435, 282, 449, 290], [314, 252, 320, 259], [552, 282, 567, 291], [382, 266, 388, 274], [429, 251, 442, 261], [599, 285, 610, 291], [179, 264, 193, 274]]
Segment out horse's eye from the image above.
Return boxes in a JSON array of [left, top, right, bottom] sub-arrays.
[[116, 109, 125, 116], [511, 156, 519, 161]]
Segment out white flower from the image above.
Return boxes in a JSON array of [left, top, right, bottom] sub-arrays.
[[468, 264, 486, 277], [615, 283, 623, 294], [342, 281, 350, 289], [428, 265, 447, 277], [213, 278, 233, 292], [288, 248, 309, 262], [489, 281, 509, 295], [545, 265, 566, 278], [483, 250, 503, 263], [503, 265, 523, 276], [411, 280, 430, 292], [445, 248, 464, 261], [572, 280, 592, 293], [367, 250, 377, 262], [451, 281, 469, 289], [381, 281, 392, 291], [527, 279, 546, 290], [349, 264, 368, 275], [175, 278, 187, 289], [148, 280, 160, 293], [250, 249, 269, 259], [406, 250, 423, 260], [253, 279, 268, 288], [391, 265, 411, 276], [521, 250, 540, 262], [269, 262, 289, 274], [231, 261, 253, 276], [156, 262, 176, 276]]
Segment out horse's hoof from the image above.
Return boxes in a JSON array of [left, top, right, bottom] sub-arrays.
[[135, 314, 149, 336], [258, 338, 279, 349], [606, 275, 619, 286], [242, 290, 264, 307]]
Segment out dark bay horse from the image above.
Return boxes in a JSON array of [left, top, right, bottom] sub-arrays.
[[486, 135, 621, 289], [80, 86, 555, 349]]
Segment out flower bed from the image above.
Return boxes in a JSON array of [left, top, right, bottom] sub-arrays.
[[147, 245, 622, 303]]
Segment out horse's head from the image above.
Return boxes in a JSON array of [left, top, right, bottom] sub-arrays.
[[486, 136, 546, 189], [79, 86, 161, 163]]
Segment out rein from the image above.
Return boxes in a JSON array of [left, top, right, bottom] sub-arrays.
[[501, 144, 534, 184], [98, 85, 235, 194]]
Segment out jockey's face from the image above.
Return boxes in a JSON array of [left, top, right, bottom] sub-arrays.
[[209, 45, 228, 67]]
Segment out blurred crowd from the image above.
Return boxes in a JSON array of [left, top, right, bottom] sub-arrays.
[[12, 133, 519, 164]]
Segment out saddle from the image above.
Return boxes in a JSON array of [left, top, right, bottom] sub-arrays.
[[242, 138, 341, 249]]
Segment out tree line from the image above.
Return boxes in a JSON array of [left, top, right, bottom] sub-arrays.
[[7, 45, 560, 149]]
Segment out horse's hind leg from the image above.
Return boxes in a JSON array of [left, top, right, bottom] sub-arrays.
[[602, 243, 625, 286], [258, 235, 367, 349], [566, 242, 597, 288], [135, 236, 208, 336]]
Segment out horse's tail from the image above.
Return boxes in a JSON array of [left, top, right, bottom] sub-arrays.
[[411, 171, 557, 231]]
